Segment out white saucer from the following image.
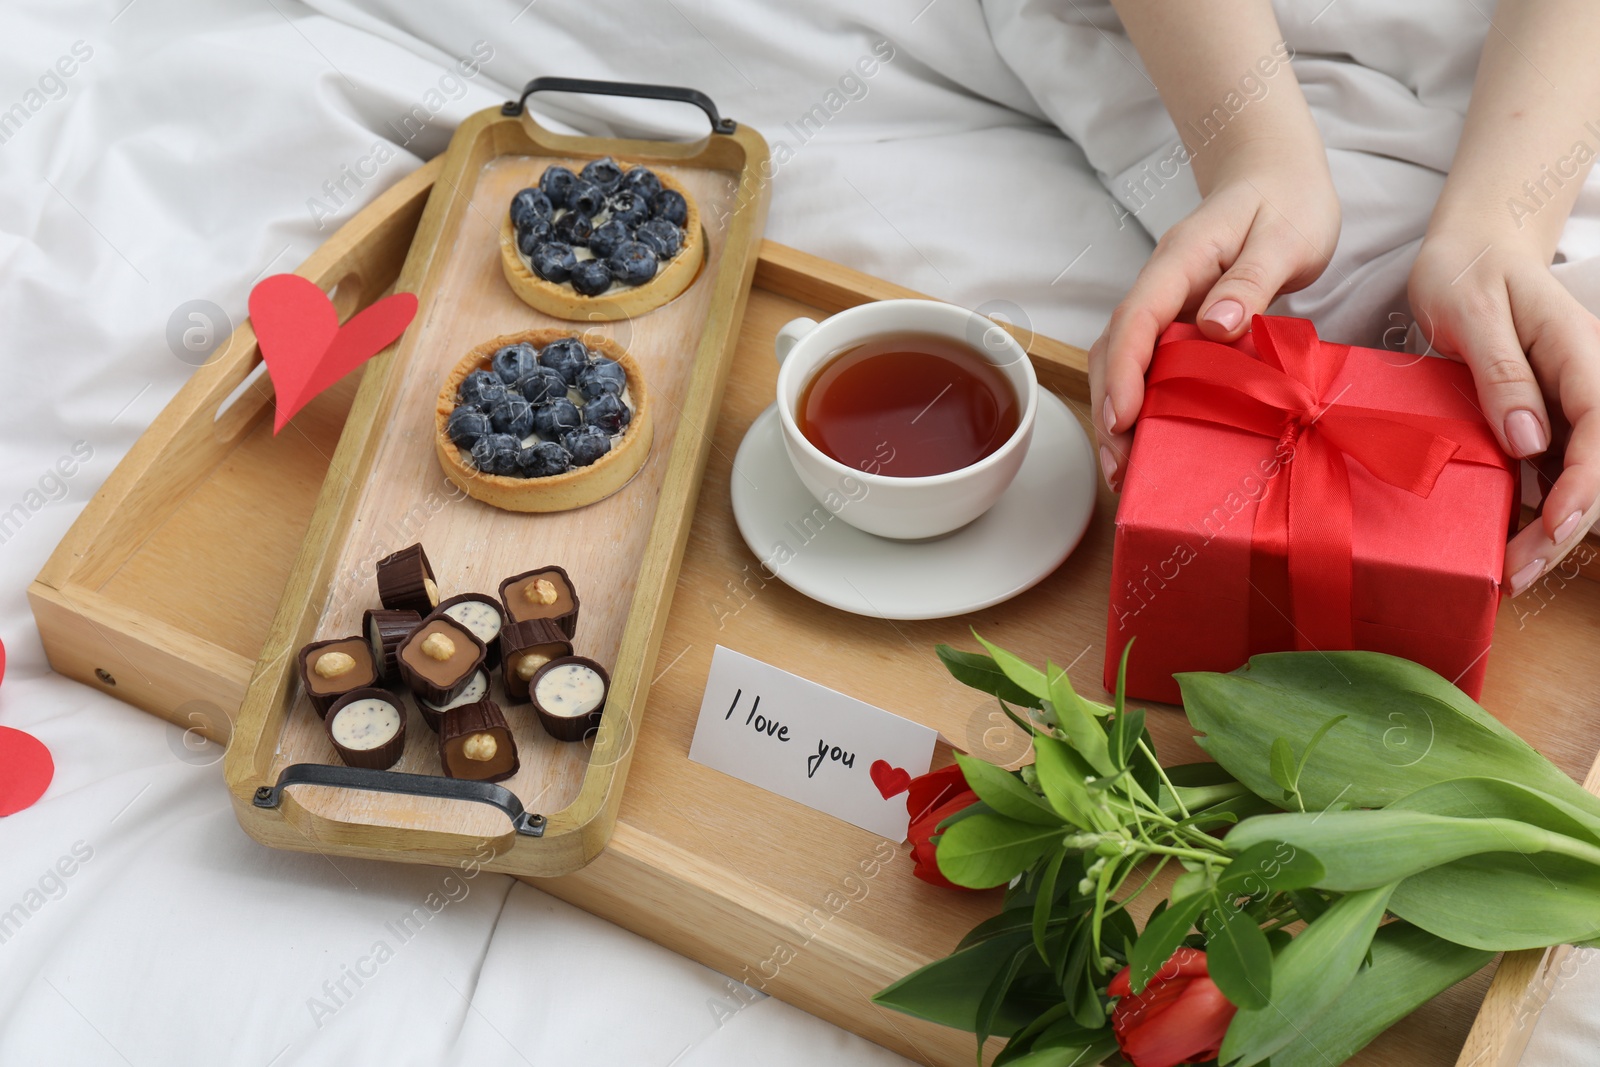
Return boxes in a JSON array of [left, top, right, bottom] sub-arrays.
[[729, 392, 1097, 620]]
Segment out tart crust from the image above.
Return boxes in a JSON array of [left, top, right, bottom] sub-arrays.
[[499, 163, 704, 322], [434, 329, 653, 513]]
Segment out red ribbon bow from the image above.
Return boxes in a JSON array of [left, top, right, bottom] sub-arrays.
[[1140, 315, 1505, 652]]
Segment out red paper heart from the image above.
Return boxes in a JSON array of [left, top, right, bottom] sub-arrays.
[[250, 274, 418, 433], [870, 759, 912, 799], [0, 726, 54, 817]]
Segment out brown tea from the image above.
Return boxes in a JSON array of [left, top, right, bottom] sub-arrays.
[[796, 333, 1019, 477]]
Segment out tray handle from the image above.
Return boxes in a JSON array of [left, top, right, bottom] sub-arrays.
[[253, 764, 546, 837], [501, 76, 736, 135]]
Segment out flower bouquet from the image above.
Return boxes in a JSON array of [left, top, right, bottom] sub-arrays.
[[874, 639, 1600, 1066]]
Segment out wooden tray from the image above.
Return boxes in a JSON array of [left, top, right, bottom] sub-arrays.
[[31, 163, 1600, 1066], [222, 87, 770, 878]]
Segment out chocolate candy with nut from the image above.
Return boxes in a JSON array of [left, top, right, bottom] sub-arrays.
[[438, 593, 506, 670], [396, 612, 487, 705], [439, 700, 519, 782], [363, 608, 420, 681], [377, 543, 440, 616], [500, 618, 574, 702], [298, 636, 379, 717], [499, 565, 579, 638]]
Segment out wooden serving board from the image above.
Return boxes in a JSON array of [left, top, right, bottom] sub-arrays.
[[31, 161, 1600, 1067], [224, 103, 770, 877]]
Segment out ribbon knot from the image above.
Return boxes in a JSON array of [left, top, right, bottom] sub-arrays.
[[1138, 315, 1505, 653]]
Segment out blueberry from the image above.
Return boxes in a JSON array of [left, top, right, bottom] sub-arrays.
[[623, 166, 662, 200], [458, 369, 506, 410], [577, 357, 627, 399], [606, 190, 651, 229], [635, 218, 684, 259], [539, 166, 577, 206], [650, 189, 688, 226], [566, 180, 605, 217], [516, 217, 552, 257], [510, 188, 552, 229], [562, 425, 613, 467], [588, 219, 631, 260], [570, 258, 612, 297], [517, 366, 569, 406], [488, 394, 536, 439], [447, 406, 493, 448], [583, 391, 631, 434], [580, 157, 625, 195], [607, 241, 658, 286], [491, 342, 539, 384], [539, 337, 591, 384], [531, 241, 577, 283], [516, 440, 573, 478], [533, 398, 583, 439], [554, 212, 594, 247], [470, 432, 522, 476]]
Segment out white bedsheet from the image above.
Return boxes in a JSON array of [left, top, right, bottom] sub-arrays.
[[2, 2, 1595, 1064]]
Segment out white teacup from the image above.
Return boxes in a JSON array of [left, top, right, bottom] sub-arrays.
[[772, 299, 1038, 540]]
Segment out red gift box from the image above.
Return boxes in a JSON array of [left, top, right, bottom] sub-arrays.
[[1104, 315, 1518, 704]]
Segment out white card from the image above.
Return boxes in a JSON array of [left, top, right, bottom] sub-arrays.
[[688, 645, 939, 841]]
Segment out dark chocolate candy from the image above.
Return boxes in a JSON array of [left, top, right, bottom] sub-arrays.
[[298, 636, 379, 718], [528, 655, 609, 743], [498, 565, 579, 639], [438, 700, 519, 782], [415, 669, 490, 733], [396, 612, 487, 705], [377, 543, 440, 616], [325, 688, 407, 770], [363, 608, 421, 681], [437, 593, 507, 671], [500, 618, 574, 702]]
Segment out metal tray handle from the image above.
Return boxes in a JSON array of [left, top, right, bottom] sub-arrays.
[[502, 75, 736, 134], [253, 764, 546, 837]]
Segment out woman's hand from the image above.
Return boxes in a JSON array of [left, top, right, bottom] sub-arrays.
[[1090, 145, 1340, 489], [1408, 234, 1600, 595]]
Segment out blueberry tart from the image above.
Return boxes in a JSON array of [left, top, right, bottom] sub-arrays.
[[434, 329, 653, 512], [500, 157, 703, 321]]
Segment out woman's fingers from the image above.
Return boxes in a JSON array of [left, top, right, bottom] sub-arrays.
[[1505, 301, 1600, 593], [1442, 284, 1554, 460], [1196, 214, 1321, 342]]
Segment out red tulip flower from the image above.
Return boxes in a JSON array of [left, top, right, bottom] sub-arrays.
[[1108, 948, 1237, 1067], [904, 764, 979, 890]]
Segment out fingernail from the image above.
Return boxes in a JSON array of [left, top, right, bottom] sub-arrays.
[[1202, 299, 1245, 332], [1102, 396, 1117, 433], [1509, 558, 1546, 597], [1099, 445, 1119, 489], [1504, 410, 1548, 458], [1553, 510, 1584, 544]]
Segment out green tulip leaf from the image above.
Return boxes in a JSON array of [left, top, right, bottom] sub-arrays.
[[1220, 883, 1396, 1066], [1177, 652, 1600, 820], [937, 644, 1044, 710], [1390, 850, 1600, 949], [937, 813, 1063, 889], [1269, 921, 1493, 1067]]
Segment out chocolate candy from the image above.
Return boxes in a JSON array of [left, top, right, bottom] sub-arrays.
[[416, 669, 489, 733], [377, 543, 440, 616], [529, 655, 609, 742], [363, 608, 420, 681], [396, 612, 487, 705], [325, 688, 406, 770], [298, 636, 379, 717], [500, 618, 574, 702], [439, 700, 519, 782], [499, 565, 579, 638], [438, 593, 507, 670]]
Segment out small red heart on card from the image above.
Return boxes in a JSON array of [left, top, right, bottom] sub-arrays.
[[250, 274, 417, 433], [0, 726, 54, 817], [870, 759, 912, 799]]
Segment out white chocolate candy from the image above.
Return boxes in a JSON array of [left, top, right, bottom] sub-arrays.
[[421, 671, 487, 712], [444, 599, 502, 645], [534, 662, 606, 718], [330, 698, 401, 751]]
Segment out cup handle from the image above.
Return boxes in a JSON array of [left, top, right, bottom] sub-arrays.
[[774, 318, 818, 365]]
